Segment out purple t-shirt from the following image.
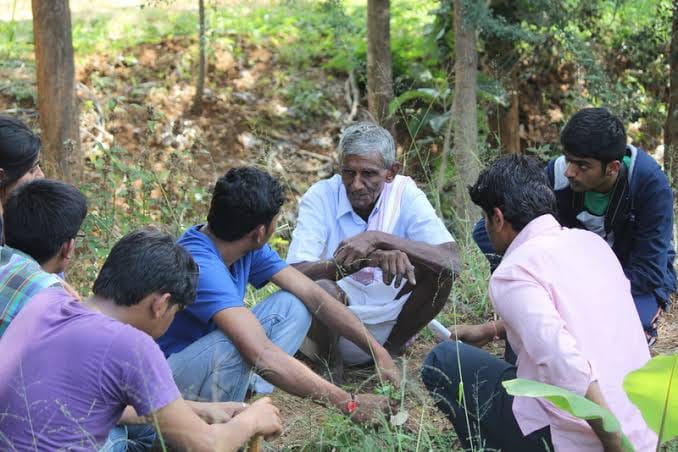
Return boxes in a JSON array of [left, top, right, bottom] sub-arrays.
[[0, 288, 180, 450]]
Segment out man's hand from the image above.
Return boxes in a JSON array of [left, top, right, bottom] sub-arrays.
[[374, 350, 401, 387], [349, 394, 393, 424], [193, 401, 248, 424], [599, 432, 624, 452], [235, 397, 282, 440], [368, 249, 416, 286], [334, 231, 382, 274], [451, 323, 494, 347]]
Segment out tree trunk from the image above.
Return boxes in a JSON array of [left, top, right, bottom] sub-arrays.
[[367, 0, 394, 129], [485, 1, 521, 154], [495, 70, 521, 154], [452, 0, 481, 226], [191, 0, 206, 115], [31, 0, 81, 182], [665, 1, 678, 188]]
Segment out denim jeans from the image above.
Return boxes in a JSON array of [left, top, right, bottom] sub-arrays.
[[100, 425, 157, 452], [168, 290, 312, 402], [421, 341, 552, 452]]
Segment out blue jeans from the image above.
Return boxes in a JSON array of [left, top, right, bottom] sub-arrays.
[[168, 290, 312, 402], [101, 425, 157, 452]]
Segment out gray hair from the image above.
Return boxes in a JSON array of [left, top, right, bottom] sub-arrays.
[[338, 122, 396, 167]]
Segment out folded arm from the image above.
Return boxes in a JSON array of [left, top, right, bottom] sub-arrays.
[[333, 231, 459, 277]]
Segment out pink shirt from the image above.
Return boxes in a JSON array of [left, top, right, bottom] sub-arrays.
[[490, 214, 656, 452]]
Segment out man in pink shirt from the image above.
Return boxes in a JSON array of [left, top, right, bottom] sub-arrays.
[[421, 156, 656, 451]]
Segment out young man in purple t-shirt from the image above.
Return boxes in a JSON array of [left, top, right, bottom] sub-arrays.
[[0, 228, 282, 451]]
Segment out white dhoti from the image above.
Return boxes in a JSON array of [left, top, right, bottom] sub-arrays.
[[336, 276, 411, 365]]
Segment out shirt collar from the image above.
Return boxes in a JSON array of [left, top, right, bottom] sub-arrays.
[[1, 245, 41, 266], [503, 214, 561, 258]]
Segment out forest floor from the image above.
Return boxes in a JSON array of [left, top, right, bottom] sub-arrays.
[[0, 2, 676, 450]]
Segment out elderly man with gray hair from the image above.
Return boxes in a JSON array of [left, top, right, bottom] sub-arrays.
[[288, 122, 459, 378]]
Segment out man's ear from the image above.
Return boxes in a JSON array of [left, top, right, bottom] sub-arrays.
[[0, 168, 5, 183], [491, 207, 506, 229], [248, 224, 266, 245], [150, 293, 172, 319], [385, 162, 401, 182], [59, 238, 76, 261], [605, 160, 621, 177]]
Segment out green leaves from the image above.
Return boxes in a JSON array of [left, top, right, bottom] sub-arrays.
[[388, 88, 449, 118], [623, 355, 678, 444], [502, 379, 634, 452]]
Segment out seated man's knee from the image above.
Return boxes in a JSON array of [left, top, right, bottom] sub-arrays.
[[266, 290, 313, 331], [472, 219, 488, 249], [278, 291, 313, 331], [421, 341, 460, 390], [315, 279, 347, 304]]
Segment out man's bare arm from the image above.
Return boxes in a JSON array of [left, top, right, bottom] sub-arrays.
[[291, 259, 341, 281], [272, 266, 400, 385], [213, 307, 351, 406], [119, 401, 248, 425], [148, 397, 281, 452], [585, 381, 624, 452]]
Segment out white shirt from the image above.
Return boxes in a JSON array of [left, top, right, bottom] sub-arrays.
[[287, 174, 454, 264]]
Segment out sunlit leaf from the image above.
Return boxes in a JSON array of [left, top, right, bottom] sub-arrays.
[[390, 410, 409, 426], [388, 88, 446, 117], [623, 355, 678, 444], [503, 379, 634, 452]]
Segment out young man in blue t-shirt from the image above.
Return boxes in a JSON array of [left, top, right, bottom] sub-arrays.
[[158, 167, 399, 423]]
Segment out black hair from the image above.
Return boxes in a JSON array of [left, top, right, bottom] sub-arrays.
[[560, 108, 626, 165], [207, 167, 285, 241], [93, 227, 198, 307], [468, 155, 557, 232], [4, 179, 87, 264], [0, 115, 41, 191]]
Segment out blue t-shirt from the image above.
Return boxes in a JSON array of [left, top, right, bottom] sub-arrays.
[[157, 225, 287, 357]]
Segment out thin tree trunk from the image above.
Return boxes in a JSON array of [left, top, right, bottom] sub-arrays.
[[485, 0, 521, 155], [452, 0, 481, 226], [191, 0, 206, 115], [31, 0, 81, 182], [499, 74, 521, 154], [665, 1, 678, 188], [367, 0, 394, 129]]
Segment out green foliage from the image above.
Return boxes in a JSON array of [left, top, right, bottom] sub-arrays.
[[623, 355, 678, 444], [503, 378, 635, 452], [71, 141, 209, 294], [294, 407, 457, 451], [282, 78, 336, 121]]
